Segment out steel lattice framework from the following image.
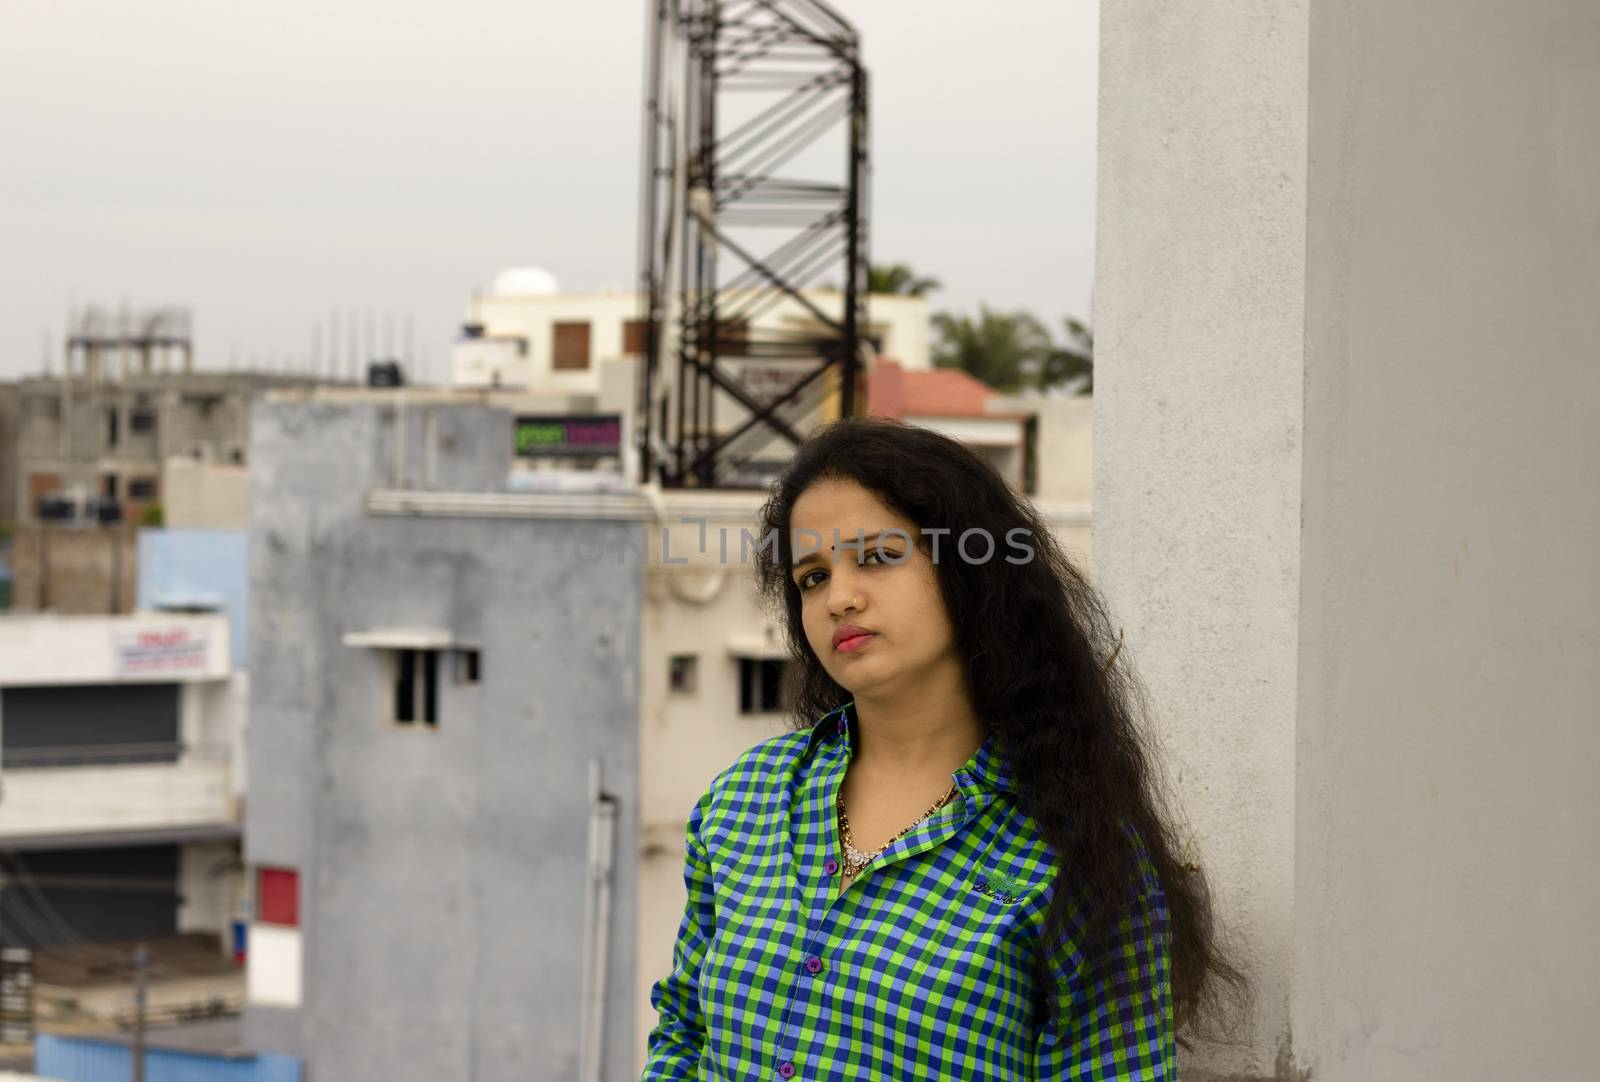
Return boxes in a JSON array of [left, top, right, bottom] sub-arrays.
[[638, 0, 870, 488]]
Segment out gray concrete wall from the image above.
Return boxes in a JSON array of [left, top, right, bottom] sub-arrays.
[[1096, 1, 1600, 1080], [246, 396, 642, 1082], [1297, 3, 1600, 1080]]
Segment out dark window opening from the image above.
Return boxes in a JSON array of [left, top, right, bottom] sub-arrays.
[[106, 409, 119, 448], [0, 846, 180, 947], [393, 649, 439, 727], [129, 478, 157, 500], [453, 649, 481, 685], [1, 683, 181, 767], [738, 657, 791, 714], [130, 410, 157, 434], [669, 654, 698, 694]]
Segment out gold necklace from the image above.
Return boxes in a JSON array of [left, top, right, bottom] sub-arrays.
[[836, 781, 959, 881]]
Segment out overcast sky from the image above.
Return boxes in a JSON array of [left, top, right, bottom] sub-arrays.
[[0, 1, 1098, 383]]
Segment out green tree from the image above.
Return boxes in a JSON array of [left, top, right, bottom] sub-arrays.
[[931, 306, 1052, 393], [1036, 316, 1094, 394], [867, 263, 942, 297]]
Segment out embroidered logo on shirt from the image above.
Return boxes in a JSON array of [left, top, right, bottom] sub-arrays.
[[973, 870, 1030, 903]]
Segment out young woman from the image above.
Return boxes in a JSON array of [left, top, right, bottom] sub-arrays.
[[642, 417, 1247, 1080]]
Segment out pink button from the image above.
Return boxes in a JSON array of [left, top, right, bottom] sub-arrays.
[[804, 954, 823, 974], [778, 1062, 796, 1079], [837, 717, 847, 735], [823, 858, 839, 876]]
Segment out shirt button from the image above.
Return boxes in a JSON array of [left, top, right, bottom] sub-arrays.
[[804, 954, 823, 974], [778, 1062, 796, 1079], [837, 717, 847, 735], [823, 858, 839, 875]]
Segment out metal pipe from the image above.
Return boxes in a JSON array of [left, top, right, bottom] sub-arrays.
[[578, 758, 619, 1082]]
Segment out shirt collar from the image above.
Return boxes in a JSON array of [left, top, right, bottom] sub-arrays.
[[804, 699, 1017, 795]]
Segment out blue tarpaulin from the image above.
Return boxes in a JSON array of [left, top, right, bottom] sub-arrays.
[[35, 1034, 301, 1082]]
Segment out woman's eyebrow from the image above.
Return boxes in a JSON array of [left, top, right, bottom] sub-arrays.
[[791, 530, 900, 570]]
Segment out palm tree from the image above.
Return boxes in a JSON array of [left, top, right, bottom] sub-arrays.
[[1036, 316, 1094, 394], [930, 306, 1052, 394], [868, 263, 942, 297]]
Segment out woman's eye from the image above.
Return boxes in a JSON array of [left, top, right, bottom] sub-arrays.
[[796, 550, 899, 591]]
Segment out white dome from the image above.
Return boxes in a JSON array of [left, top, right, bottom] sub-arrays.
[[489, 266, 560, 297]]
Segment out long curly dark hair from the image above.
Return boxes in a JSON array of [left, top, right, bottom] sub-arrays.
[[752, 415, 1250, 1049]]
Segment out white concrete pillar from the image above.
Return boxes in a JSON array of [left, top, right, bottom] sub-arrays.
[[1095, 2, 1600, 1080]]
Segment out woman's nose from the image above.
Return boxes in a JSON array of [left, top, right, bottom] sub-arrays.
[[826, 562, 864, 613]]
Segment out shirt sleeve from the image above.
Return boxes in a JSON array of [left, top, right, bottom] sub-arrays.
[[641, 787, 718, 1080], [1032, 837, 1177, 1081]]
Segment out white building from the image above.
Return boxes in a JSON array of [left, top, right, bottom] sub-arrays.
[[450, 268, 934, 395], [0, 612, 246, 949]]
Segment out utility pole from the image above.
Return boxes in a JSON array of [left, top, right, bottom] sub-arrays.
[[132, 943, 150, 1082]]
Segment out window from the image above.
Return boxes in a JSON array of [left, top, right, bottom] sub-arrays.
[[393, 648, 439, 726], [669, 654, 698, 693], [453, 648, 481, 685], [622, 319, 649, 356], [130, 409, 157, 434], [105, 409, 120, 448], [1022, 415, 1039, 496], [738, 657, 792, 715], [553, 321, 592, 370], [0, 683, 180, 767], [129, 477, 157, 500]]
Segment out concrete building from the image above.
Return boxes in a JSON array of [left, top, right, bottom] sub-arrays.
[[243, 389, 644, 1082], [12, 369, 328, 528], [1094, 2, 1599, 1080], [6, 365, 334, 616], [0, 383, 18, 532], [159, 458, 251, 532], [242, 381, 1094, 1080], [0, 611, 245, 950]]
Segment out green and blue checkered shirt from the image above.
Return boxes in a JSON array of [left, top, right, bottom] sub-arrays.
[[643, 700, 1176, 1080]]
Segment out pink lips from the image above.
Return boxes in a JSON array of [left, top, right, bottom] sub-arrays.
[[832, 627, 875, 653]]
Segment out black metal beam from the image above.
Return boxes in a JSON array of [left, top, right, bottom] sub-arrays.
[[638, 0, 869, 489]]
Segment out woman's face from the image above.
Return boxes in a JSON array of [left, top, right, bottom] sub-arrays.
[[788, 477, 960, 700]]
